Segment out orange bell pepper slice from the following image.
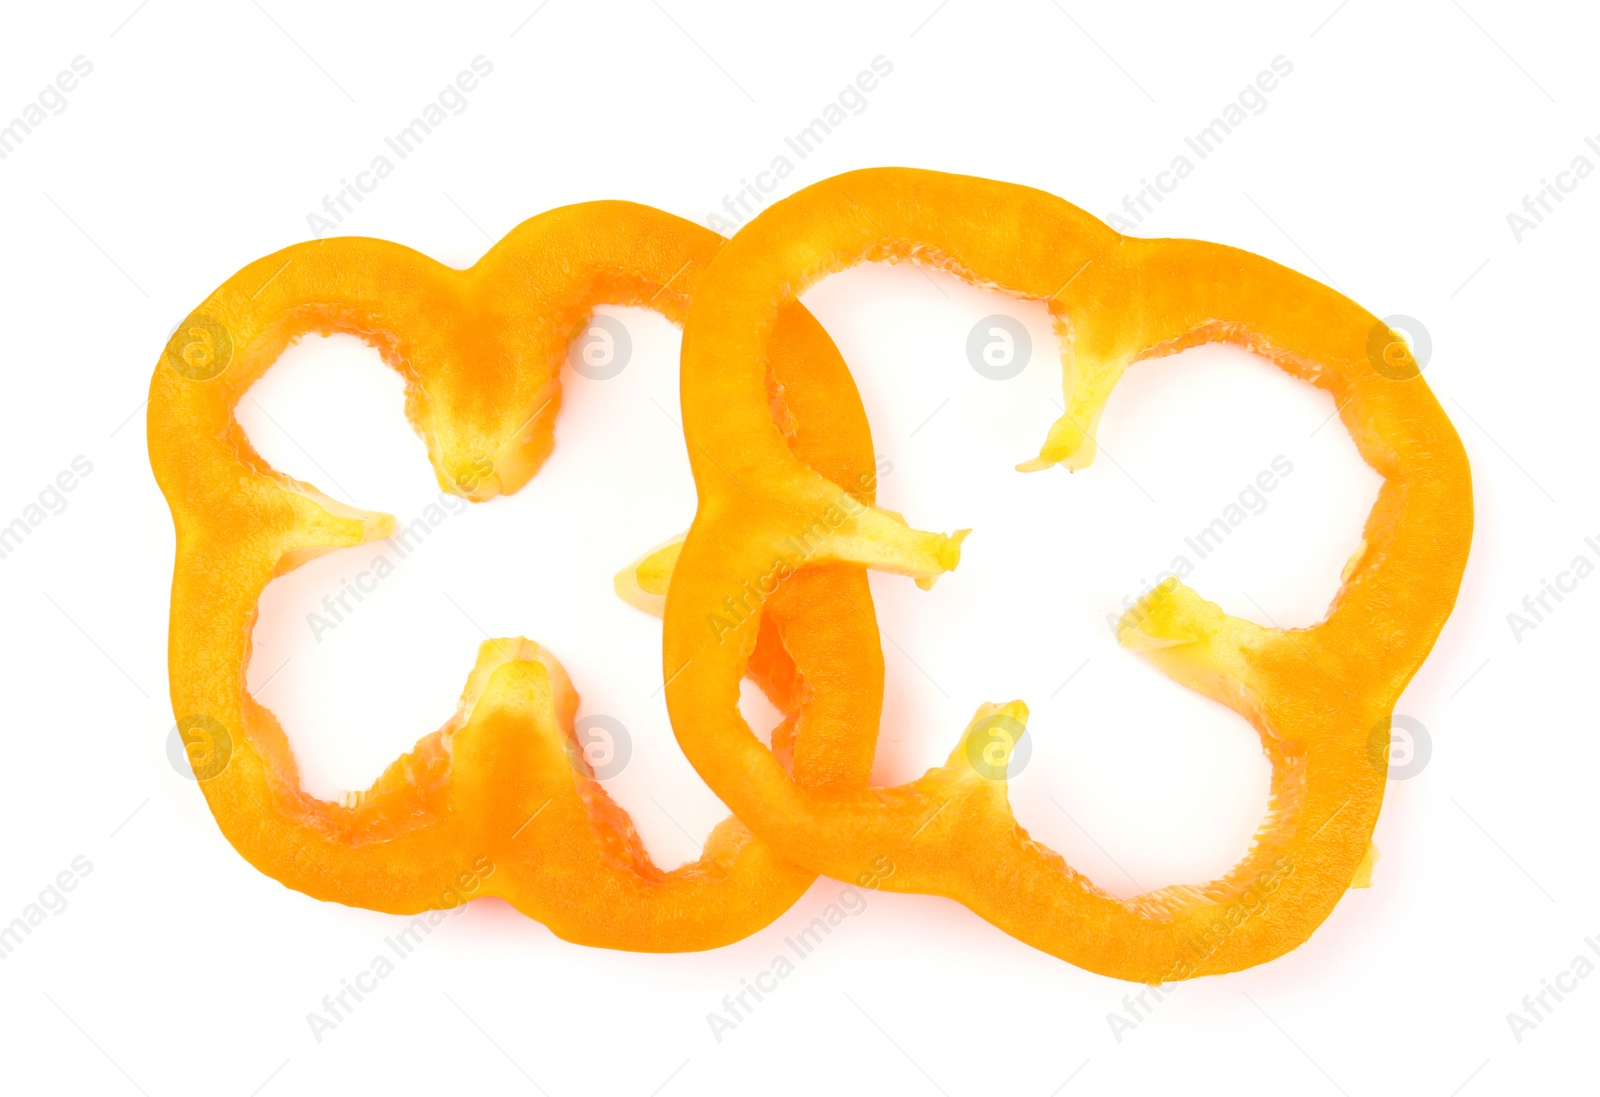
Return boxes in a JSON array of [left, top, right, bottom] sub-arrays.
[[149, 202, 885, 951], [666, 167, 1472, 979]]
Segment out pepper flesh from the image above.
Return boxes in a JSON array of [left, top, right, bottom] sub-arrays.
[[667, 168, 1473, 980], [149, 202, 885, 950]]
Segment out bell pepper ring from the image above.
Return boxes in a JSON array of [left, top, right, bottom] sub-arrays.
[[666, 167, 1473, 980], [149, 201, 888, 951]]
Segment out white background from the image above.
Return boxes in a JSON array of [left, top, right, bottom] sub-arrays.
[[1, 1, 1594, 1094]]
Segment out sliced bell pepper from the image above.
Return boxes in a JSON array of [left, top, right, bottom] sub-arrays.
[[149, 202, 885, 951], [666, 167, 1473, 979]]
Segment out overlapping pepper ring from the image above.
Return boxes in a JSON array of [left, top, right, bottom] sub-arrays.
[[666, 167, 1473, 981], [148, 201, 889, 951]]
